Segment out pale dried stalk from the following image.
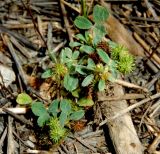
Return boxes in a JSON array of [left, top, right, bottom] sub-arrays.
[[99, 93, 160, 126], [0, 107, 27, 114], [115, 79, 148, 92]]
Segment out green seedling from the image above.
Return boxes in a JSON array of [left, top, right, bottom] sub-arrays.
[[16, 4, 135, 144]]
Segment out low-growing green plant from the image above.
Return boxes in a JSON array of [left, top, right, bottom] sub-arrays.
[[16, 3, 135, 144], [17, 94, 85, 142]]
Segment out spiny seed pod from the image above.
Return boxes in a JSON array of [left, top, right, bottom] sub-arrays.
[[49, 117, 66, 143], [111, 45, 128, 61], [118, 54, 135, 74]]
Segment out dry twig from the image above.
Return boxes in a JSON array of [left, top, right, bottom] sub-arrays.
[[99, 93, 160, 126]]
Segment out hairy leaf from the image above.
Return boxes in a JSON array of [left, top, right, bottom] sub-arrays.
[[59, 112, 68, 127], [87, 58, 96, 70], [77, 98, 94, 106], [37, 112, 50, 127], [97, 48, 110, 64], [16, 93, 32, 105], [31, 102, 47, 117], [80, 45, 94, 54], [48, 99, 59, 117], [70, 110, 85, 121], [60, 99, 71, 114], [93, 5, 109, 23], [72, 51, 80, 60], [75, 33, 86, 42], [64, 47, 72, 59], [64, 74, 79, 92], [98, 79, 105, 91], [82, 74, 94, 87], [41, 69, 54, 78], [74, 16, 93, 29], [75, 65, 87, 75], [71, 89, 79, 98], [93, 24, 106, 45], [69, 41, 81, 48]]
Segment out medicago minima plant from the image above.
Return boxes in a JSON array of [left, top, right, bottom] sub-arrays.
[[16, 4, 135, 143]]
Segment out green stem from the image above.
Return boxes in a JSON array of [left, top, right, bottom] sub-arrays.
[[81, 0, 87, 17], [48, 51, 57, 63]]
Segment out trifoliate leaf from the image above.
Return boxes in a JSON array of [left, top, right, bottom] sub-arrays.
[[93, 5, 109, 23], [64, 74, 79, 92], [41, 69, 54, 78], [16, 93, 32, 105], [98, 79, 105, 91], [48, 99, 59, 117], [74, 16, 93, 29], [82, 74, 94, 87]]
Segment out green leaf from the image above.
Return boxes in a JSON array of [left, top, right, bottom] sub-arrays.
[[60, 49, 65, 63], [82, 74, 94, 87], [64, 74, 79, 92], [108, 73, 116, 82], [97, 48, 110, 64], [93, 24, 106, 45], [60, 99, 71, 114], [69, 42, 81, 48], [41, 69, 54, 78], [31, 102, 47, 117], [77, 98, 94, 107], [98, 79, 105, 91], [75, 65, 87, 75], [64, 47, 72, 59], [59, 112, 68, 127], [70, 110, 85, 121], [75, 34, 86, 42], [110, 68, 118, 80], [48, 99, 59, 117], [37, 112, 50, 127], [16, 93, 32, 105], [74, 16, 93, 29], [108, 41, 118, 49], [72, 51, 80, 60], [71, 89, 79, 98], [60, 48, 72, 63], [80, 45, 94, 54], [87, 58, 96, 70], [93, 5, 109, 23]]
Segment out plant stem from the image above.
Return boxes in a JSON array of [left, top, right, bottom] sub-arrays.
[[81, 0, 87, 17]]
